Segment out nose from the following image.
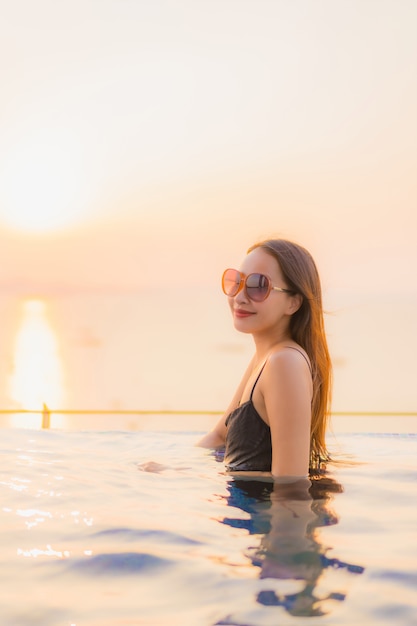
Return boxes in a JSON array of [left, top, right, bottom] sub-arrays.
[[233, 286, 249, 304]]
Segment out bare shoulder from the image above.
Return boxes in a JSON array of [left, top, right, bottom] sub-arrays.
[[267, 345, 311, 374], [262, 345, 313, 401]]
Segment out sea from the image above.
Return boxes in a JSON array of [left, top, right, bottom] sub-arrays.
[[0, 287, 416, 421], [0, 288, 416, 625], [0, 428, 416, 625]]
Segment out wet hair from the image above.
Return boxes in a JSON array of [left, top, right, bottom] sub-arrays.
[[247, 239, 332, 468]]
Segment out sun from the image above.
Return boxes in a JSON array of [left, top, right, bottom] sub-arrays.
[[0, 128, 93, 233]]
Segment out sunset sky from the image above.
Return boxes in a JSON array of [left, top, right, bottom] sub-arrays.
[[0, 0, 416, 296]]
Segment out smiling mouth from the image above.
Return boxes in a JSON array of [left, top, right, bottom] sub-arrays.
[[234, 309, 255, 317]]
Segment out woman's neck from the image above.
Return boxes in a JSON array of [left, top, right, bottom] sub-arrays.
[[252, 330, 293, 362]]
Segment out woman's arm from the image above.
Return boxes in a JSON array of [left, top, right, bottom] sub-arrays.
[[195, 414, 227, 448], [262, 349, 313, 478], [196, 355, 256, 449]]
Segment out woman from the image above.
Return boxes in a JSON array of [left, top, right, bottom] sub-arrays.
[[197, 238, 332, 479]]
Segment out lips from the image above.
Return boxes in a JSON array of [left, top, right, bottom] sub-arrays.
[[234, 308, 255, 318]]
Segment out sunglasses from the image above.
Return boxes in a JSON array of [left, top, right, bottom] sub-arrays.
[[222, 268, 293, 302]]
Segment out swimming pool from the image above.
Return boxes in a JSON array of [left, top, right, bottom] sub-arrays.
[[0, 425, 416, 626]]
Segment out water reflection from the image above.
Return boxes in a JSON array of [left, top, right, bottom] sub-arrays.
[[218, 474, 364, 620], [9, 299, 66, 428]]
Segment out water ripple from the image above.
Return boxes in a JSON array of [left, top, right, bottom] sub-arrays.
[[64, 551, 172, 576], [90, 526, 202, 545]]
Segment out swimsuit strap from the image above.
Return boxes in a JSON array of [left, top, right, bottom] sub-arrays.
[[249, 361, 268, 401], [249, 347, 312, 402]]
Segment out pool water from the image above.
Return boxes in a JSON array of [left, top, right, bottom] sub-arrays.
[[0, 428, 416, 626]]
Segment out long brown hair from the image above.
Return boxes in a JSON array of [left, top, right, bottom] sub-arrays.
[[248, 239, 332, 468]]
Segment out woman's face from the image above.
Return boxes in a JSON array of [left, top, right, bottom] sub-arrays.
[[228, 247, 297, 336]]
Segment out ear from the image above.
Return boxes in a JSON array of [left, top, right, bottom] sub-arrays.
[[287, 293, 303, 315]]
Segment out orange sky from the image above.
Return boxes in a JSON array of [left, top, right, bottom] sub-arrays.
[[0, 0, 416, 295]]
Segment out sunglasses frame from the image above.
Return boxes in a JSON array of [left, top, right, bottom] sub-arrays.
[[222, 268, 293, 302]]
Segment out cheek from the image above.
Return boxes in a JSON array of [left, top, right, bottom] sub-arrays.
[[260, 303, 282, 325]]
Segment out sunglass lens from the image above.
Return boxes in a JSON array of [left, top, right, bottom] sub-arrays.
[[246, 273, 270, 301], [222, 269, 241, 296]]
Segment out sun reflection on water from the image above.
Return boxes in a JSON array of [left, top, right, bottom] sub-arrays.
[[9, 298, 66, 428]]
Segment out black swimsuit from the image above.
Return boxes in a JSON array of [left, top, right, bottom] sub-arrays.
[[224, 348, 311, 472]]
